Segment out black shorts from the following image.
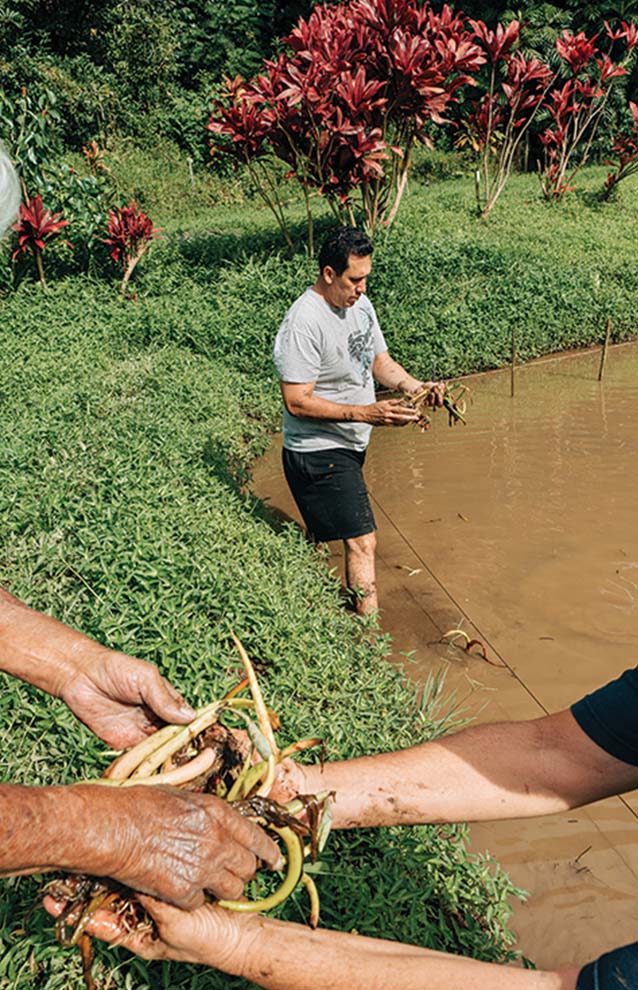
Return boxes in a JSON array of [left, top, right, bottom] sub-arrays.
[[282, 447, 376, 543]]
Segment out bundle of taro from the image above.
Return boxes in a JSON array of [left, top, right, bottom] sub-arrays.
[[405, 382, 470, 432], [45, 631, 332, 990]]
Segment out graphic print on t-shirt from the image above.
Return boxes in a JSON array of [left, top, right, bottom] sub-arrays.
[[347, 322, 374, 385]]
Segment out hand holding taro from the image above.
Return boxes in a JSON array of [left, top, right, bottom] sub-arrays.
[[363, 397, 420, 426], [65, 783, 280, 907], [58, 646, 198, 749], [418, 380, 446, 406]]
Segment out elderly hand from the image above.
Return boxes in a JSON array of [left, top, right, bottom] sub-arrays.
[[59, 648, 196, 748], [67, 782, 281, 907]]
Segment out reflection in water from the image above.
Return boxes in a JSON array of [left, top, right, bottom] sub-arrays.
[[252, 342, 638, 969]]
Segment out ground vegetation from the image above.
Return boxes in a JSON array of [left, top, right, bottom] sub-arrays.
[[2, 149, 637, 988]]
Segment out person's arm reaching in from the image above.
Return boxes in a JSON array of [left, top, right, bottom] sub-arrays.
[[44, 895, 579, 990], [2, 781, 279, 907], [273, 709, 638, 828], [0, 587, 194, 747]]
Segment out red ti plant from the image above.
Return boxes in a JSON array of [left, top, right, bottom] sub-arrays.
[[209, 0, 484, 247], [468, 19, 553, 217], [102, 200, 161, 296], [11, 194, 70, 290], [538, 23, 638, 201], [602, 100, 638, 199]]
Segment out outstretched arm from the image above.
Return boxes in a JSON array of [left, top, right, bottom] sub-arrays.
[[0, 587, 194, 747], [277, 710, 638, 829], [45, 895, 578, 990]]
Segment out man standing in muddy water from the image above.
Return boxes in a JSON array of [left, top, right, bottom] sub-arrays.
[[273, 226, 444, 616]]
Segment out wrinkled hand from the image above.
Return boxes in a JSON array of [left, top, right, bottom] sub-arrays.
[[44, 893, 256, 971], [75, 783, 281, 907], [60, 648, 196, 748], [365, 398, 420, 427]]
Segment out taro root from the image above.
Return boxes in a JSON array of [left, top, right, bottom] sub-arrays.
[[405, 382, 470, 432], [44, 631, 332, 990]]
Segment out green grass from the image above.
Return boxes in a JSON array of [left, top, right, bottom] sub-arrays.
[[0, 275, 524, 989], [4, 149, 634, 988]]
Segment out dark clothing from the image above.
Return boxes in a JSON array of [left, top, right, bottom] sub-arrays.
[[572, 670, 638, 988], [570, 668, 638, 766], [282, 447, 376, 543], [577, 941, 638, 989]]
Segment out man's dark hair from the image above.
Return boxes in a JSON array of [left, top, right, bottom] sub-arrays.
[[318, 226, 374, 276]]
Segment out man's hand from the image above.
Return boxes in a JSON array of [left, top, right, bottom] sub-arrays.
[[413, 380, 446, 407], [44, 893, 253, 970], [363, 398, 419, 427], [59, 649, 196, 748], [72, 783, 281, 907]]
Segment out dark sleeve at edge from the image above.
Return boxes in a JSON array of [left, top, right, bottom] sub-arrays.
[[570, 668, 638, 766]]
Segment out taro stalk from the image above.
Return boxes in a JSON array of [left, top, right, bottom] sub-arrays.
[[102, 200, 161, 296], [209, 0, 484, 244], [468, 19, 554, 218], [11, 194, 70, 289], [538, 22, 638, 201], [602, 99, 638, 199]]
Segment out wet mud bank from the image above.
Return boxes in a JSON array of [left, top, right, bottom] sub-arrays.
[[251, 341, 638, 968]]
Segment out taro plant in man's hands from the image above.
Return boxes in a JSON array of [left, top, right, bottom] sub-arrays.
[[12, 194, 70, 289], [102, 200, 162, 296]]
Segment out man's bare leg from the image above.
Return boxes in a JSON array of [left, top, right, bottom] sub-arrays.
[[344, 531, 378, 615]]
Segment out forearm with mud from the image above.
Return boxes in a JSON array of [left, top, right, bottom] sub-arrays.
[[0, 783, 133, 878], [229, 916, 576, 990], [297, 712, 638, 828], [0, 588, 106, 696], [284, 391, 379, 423]]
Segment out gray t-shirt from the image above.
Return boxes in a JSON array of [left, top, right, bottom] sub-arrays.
[[273, 287, 388, 452]]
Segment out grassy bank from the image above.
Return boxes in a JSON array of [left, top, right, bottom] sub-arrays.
[[3, 152, 635, 988], [1, 282, 523, 989]]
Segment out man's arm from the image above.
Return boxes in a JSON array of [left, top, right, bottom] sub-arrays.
[[280, 381, 419, 427], [1, 781, 280, 906], [45, 895, 576, 990], [277, 710, 638, 829], [372, 351, 446, 403], [0, 587, 195, 747]]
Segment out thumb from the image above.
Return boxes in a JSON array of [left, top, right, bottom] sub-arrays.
[[142, 674, 196, 724], [136, 893, 182, 925]]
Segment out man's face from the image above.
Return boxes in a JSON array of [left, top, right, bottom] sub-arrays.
[[322, 253, 372, 308]]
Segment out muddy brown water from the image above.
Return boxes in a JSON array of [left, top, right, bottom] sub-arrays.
[[252, 341, 638, 969]]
